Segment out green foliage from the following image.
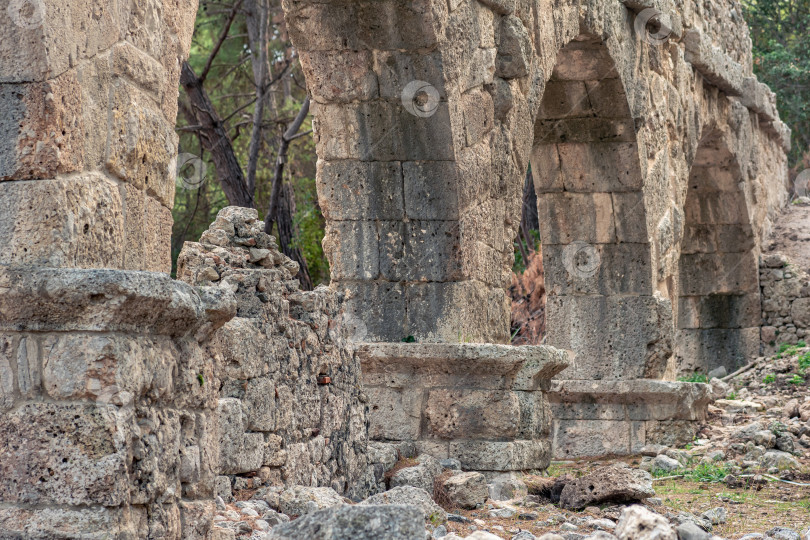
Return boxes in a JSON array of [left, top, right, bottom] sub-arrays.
[[742, 0, 810, 166], [726, 391, 738, 400], [788, 373, 805, 385], [402, 336, 416, 343], [686, 462, 729, 483], [798, 351, 810, 372], [775, 342, 802, 358], [678, 373, 709, 383], [513, 229, 541, 273], [197, 373, 205, 386], [763, 373, 776, 384]]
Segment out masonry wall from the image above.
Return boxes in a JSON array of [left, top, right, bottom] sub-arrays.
[[760, 252, 810, 354], [177, 207, 373, 501]]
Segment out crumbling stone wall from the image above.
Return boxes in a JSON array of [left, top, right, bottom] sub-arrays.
[[760, 253, 810, 354], [177, 207, 373, 500]]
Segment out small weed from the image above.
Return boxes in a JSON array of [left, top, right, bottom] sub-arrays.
[[401, 335, 416, 343], [197, 373, 205, 386], [788, 373, 805, 385], [678, 373, 709, 383], [798, 351, 810, 372], [763, 373, 776, 384], [686, 462, 728, 483], [726, 391, 737, 400]]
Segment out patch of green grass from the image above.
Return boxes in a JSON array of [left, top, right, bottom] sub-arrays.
[[686, 462, 728, 482], [775, 341, 806, 359], [788, 373, 805, 385], [678, 373, 709, 383], [726, 391, 737, 400], [763, 373, 776, 384]]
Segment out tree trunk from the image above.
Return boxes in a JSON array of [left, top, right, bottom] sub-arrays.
[[180, 62, 254, 208], [277, 181, 313, 290]]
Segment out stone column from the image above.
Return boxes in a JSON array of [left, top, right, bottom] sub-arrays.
[[1, 0, 197, 273]]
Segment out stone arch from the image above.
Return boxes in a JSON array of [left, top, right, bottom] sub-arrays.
[[531, 35, 669, 381], [675, 128, 760, 374]]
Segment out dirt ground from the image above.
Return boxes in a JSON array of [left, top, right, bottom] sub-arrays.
[[442, 459, 809, 539]]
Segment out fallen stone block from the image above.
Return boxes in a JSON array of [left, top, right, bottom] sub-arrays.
[[615, 505, 676, 540], [442, 471, 487, 509], [360, 486, 446, 523], [559, 466, 654, 510]]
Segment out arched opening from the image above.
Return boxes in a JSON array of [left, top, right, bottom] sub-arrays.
[[530, 36, 669, 381], [676, 131, 760, 375]]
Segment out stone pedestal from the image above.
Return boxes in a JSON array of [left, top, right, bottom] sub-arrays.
[[0, 267, 234, 539], [548, 380, 712, 459], [357, 343, 568, 472]]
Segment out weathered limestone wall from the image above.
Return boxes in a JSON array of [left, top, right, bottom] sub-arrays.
[[283, 0, 791, 378], [177, 207, 373, 501], [0, 0, 198, 273], [0, 268, 234, 538], [760, 253, 810, 354]]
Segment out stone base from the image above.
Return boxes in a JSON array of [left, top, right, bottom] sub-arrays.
[[548, 380, 711, 459], [357, 343, 568, 472]]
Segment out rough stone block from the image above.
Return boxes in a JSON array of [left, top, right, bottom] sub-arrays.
[[677, 293, 760, 329], [536, 192, 615, 244], [535, 117, 636, 144], [537, 80, 591, 119], [323, 221, 380, 280], [317, 161, 404, 220], [675, 327, 759, 374], [425, 389, 520, 439], [551, 42, 618, 80], [342, 281, 406, 342], [543, 243, 653, 296], [123, 185, 173, 273], [373, 51, 447, 101], [585, 78, 631, 117], [557, 142, 643, 192], [449, 439, 549, 471], [105, 80, 176, 207], [366, 386, 422, 441], [0, 403, 129, 505], [545, 295, 672, 380], [461, 87, 494, 147], [379, 220, 462, 282], [530, 144, 564, 192], [553, 419, 632, 458], [405, 281, 510, 343], [0, 71, 83, 180], [402, 161, 459, 220], [0, 174, 125, 269], [0, 506, 137, 539], [678, 252, 759, 295], [301, 50, 378, 103], [313, 101, 454, 161]]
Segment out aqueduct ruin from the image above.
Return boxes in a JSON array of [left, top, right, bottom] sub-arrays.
[[0, 0, 792, 536]]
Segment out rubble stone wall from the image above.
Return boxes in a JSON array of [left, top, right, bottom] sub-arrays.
[[760, 253, 810, 355], [177, 207, 373, 501]]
